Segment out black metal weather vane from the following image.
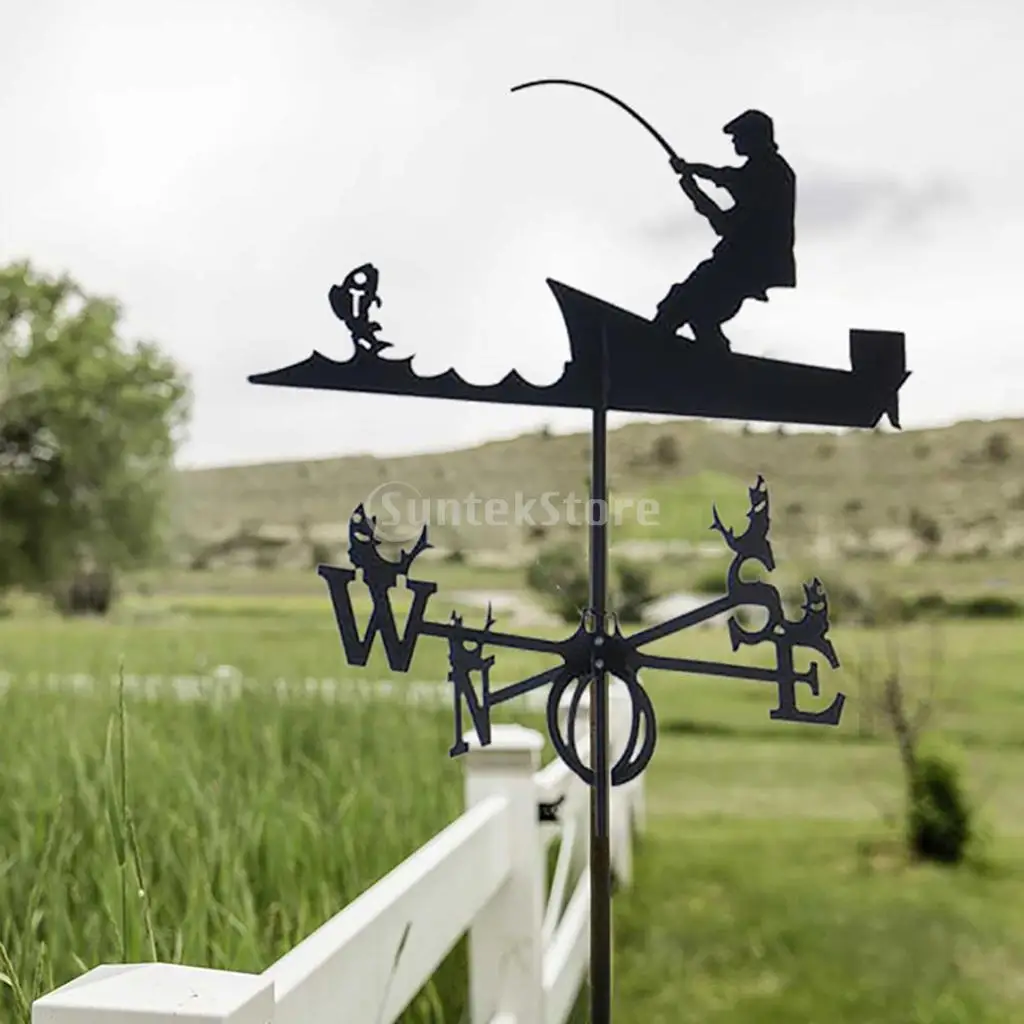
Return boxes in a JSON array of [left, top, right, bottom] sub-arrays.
[[250, 77, 911, 1024], [318, 474, 842, 790]]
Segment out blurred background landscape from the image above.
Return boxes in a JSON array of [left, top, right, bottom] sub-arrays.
[[5, 0, 1024, 1020], [3, 258, 1024, 1022]]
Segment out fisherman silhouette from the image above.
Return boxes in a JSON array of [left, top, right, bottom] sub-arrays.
[[653, 109, 795, 351]]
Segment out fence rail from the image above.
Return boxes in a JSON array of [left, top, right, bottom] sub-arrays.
[[32, 683, 645, 1024]]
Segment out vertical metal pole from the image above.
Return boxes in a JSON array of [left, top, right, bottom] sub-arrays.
[[588, 327, 612, 1024]]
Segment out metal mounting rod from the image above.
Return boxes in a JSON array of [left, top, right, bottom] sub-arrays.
[[588, 327, 612, 1024]]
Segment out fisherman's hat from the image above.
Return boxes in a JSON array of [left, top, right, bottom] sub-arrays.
[[723, 109, 774, 140]]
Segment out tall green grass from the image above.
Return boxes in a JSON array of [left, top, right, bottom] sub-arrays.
[[5, 600, 1024, 1022], [0, 668, 469, 1023]]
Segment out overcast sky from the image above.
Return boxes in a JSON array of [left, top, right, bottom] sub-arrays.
[[2, 0, 1021, 468]]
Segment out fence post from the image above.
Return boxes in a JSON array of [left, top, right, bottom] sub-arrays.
[[607, 683, 633, 888], [462, 723, 546, 1024], [619, 677, 647, 839], [557, 688, 591, 876], [31, 963, 274, 1024]]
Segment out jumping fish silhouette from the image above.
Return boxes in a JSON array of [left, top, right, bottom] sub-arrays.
[[328, 263, 392, 355]]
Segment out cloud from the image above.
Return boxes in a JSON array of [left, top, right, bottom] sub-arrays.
[[634, 169, 969, 246], [798, 172, 968, 233]]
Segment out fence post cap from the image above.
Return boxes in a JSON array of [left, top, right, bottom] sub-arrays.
[[557, 675, 629, 710], [607, 676, 630, 700], [32, 963, 274, 1023], [460, 723, 544, 769]]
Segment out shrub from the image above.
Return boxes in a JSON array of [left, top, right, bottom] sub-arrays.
[[253, 541, 283, 571], [982, 431, 1012, 464], [691, 565, 726, 595], [909, 507, 942, 549], [310, 541, 332, 567], [52, 569, 115, 616], [616, 562, 655, 624], [651, 433, 681, 468], [907, 744, 973, 865], [527, 543, 589, 622], [886, 592, 1021, 624], [904, 591, 948, 618], [526, 522, 548, 543], [526, 543, 657, 623], [954, 594, 1021, 619], [189, 548, 211, 572]]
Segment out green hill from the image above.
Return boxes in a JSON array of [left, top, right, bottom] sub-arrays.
[[171, 417, 1024, 568]]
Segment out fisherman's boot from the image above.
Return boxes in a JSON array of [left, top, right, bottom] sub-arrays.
[[691, 319, 731, 353], [653, 283, 682, 323], [652, 285, 697, 341]]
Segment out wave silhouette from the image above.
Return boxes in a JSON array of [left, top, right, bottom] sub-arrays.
[[250, 279, 910, 428]]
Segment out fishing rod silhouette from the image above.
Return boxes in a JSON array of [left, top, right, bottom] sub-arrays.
[[511, 78, 684, 163], [510, 77, 729, 220]]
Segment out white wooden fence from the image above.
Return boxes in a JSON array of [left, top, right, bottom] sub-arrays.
[[32, 683, 646, 1024]]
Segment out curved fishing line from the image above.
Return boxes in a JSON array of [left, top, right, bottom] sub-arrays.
[[510, 78, 680, 161]]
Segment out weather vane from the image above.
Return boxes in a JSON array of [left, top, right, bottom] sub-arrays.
[[250, 77, 910, 1024]]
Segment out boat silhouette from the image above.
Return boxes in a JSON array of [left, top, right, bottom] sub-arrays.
[[249, 280, 909, 429]]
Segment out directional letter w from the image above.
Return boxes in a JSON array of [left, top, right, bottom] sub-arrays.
[[318, 565, 438, 672]]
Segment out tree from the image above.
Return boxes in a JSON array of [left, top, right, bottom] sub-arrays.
[[849, 623, 974, 865], [0, 261, 191, 610], [982, 430, 1011, 464], [908, 506, 942, 552], [650, 432, 681, 468], [525, 540, 657, 624]]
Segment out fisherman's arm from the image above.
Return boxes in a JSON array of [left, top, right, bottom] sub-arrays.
[[678, 174, 731, 236], [690, 164, 740, 188], [669, 157, 738, 188]]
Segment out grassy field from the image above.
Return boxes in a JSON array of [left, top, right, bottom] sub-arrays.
[[2, 582, 1024, 1022]]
